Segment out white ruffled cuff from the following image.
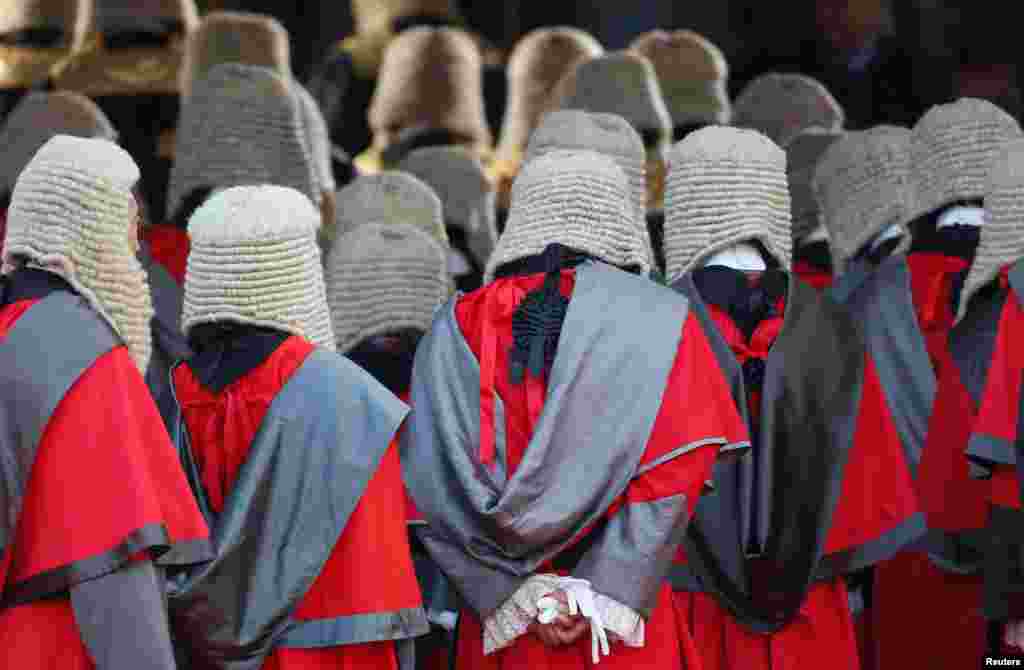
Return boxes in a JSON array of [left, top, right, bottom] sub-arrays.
[[481, 574, 645, 658]]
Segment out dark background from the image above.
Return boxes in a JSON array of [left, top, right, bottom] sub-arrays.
[[200, 0, 1021, 123]]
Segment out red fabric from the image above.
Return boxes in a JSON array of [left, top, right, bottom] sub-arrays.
[[142, 223, 190, 285], [174, 336, 420, 669], [824, 355, 920, 556], [793, 260, 834, 290], [450, 271, 748, 669], [872, 551, 985, 670], [876, 252, 989, 669], [673, 271, 920, 670], [906, 252, 969, 371], [972, 280, 1024, 509], [674, 580, 858, 670], [906, 251, 989, 531], [0, 298, 211, 669]]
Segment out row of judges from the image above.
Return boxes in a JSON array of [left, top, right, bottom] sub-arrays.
[[4, 4, 1024, 670]]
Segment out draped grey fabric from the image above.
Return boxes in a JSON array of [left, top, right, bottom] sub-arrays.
[[169, 349, 419, 669], [402, 261, 708, 617], [0, 292, 118, 557]]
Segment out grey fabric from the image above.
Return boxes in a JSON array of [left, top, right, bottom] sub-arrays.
[[967, 434, 1016, 469], [141, 246, 190, 435], [278, 608, 429, 647], [755, 277, 865, 624], [0, 291, 118, 555], [813, 513, 928, 580], [949, 287, 1006, 406], [573, 494, 689, 616], [674, 274, 868, 632], [669, 274, 752, 596], [71, 560, 176, 670], [402, 261, 695, 617], [169, 349, 410, 670], [827, 256, 935, 481]]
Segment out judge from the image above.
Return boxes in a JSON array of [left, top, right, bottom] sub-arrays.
[[0, 135, 211, 668], [167, 184, 427, 669], [402, 149, 748, 669]]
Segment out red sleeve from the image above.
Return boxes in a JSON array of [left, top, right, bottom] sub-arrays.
[[293, 440, 423, 620], [972, 292, 1024, 509], [7, 346, 209, 588], [824, 354, 920, 555], [627, 313, 750, 516]]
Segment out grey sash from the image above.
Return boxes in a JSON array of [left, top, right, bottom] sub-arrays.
[[670, 275, 752, 596], [672, 274, 868, 633], [402, 261, 697, 617], [814, 256, 932, 574], [0, 292, 118, 558], [169, 349, 414, 670]]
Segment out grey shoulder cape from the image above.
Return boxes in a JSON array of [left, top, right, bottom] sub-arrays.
[[168, 348, 420, 670], [402, 261, 727, 619], [672, 273, 868, 633]]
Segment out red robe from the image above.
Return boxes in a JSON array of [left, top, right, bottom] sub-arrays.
[[969, 268, 1022, 511], [142, 223, 190, 285], [871, 252, 987, 670], [450, 270, 749, 670], [672, 280, 909, 670], [0, 298, 210, 669], [173, 336, 423, 670], [968, 269, 1024, 646]]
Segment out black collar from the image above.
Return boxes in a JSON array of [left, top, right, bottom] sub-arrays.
[[0, 267, 75, 307], [691, 266, 788, 340], [186, 324, 290, 393]]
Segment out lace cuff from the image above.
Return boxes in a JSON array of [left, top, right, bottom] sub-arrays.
[[481, 574, 645, 656]]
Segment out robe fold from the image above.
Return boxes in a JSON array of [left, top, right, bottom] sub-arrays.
[[670, 267, 910, 670], [0, 272, 212, 669], [965, 261, 1024, 625], [170, 335, 427, 670], [402, 261, 749, 669], [872, 250, 991, 670]]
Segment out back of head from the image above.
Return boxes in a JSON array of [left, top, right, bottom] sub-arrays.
[[334, 171, 447, 245], [959, 138, 1024, 321], [813, 125, 912, 275], [909, 97, 1023, 223], [167, 63, 318, 223], [183, 184, 335, 349], [351, 0, 462, 36], [784, 126, 844, 244], [733, 73, 844, 147], [397, 146, 496, 266], [664, 126, 791, 280], [525, 110, 646, 219], [485, 149, 648, 282], [180, 11, 290, 99], [495, 27, 603, 166], [53, 0, 198, 96], [630, 29, 731, 129], [0, 91, 117, 197], [325, 222, 449, 353], [553, 51, 672, 152], [4, 134, 153, 371], [368, 27, 491, 159], [0, 0, 90, 88]]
